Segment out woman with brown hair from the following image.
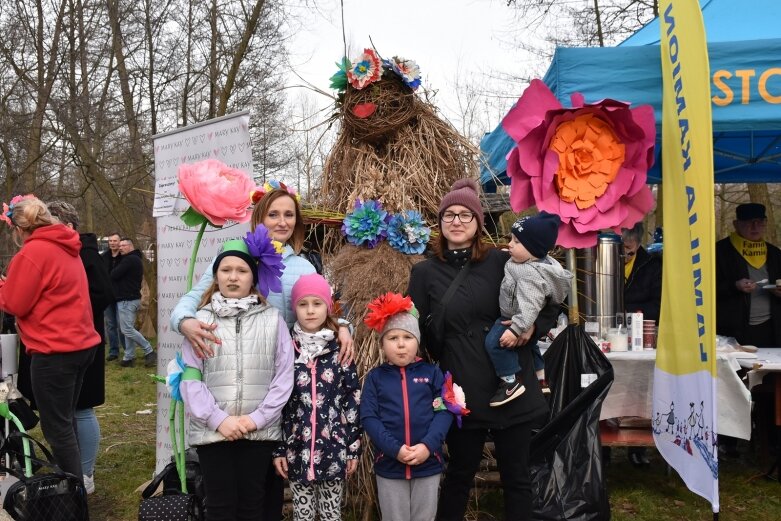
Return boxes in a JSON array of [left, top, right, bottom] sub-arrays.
[[170, 186, 353, 521], [407, 179, 557, 520], [0, 196, 100, 484]]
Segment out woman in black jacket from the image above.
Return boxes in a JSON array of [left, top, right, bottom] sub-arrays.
[[622, 223, 662, 322], [407, 179, 556, 521]]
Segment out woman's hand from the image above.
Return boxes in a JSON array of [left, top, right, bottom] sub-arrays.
[[217, 416, 247, 441], [180, 318, 219, 358], [273, 457, 288, 479], [346, 458, 358, 476], [337, 326, 354, 365]]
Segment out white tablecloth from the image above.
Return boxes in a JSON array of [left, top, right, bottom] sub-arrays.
[[736, 348, 781, 390], [538, 343, 753, 439]]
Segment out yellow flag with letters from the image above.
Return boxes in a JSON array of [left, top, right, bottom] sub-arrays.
[[655, 0, 718, 512]]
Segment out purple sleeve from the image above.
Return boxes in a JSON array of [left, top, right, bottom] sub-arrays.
[[180, 338, 229, 431], [248, 314, 295, 429]]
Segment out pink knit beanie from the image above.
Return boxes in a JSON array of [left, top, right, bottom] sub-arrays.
[[438, 178, 484, 227], [291, 273, 333, 313]]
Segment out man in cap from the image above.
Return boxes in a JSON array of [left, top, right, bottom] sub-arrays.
[[716, 203, 781, 347]]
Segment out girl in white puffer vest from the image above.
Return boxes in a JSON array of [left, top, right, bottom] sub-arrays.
[[180, 239, 294, 521]]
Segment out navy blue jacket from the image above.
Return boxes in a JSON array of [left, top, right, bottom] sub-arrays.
[[360, 360, 453, 480]]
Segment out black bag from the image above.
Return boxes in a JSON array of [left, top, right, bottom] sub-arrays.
[[1, 432, 89, 521], [529, 325, 614, 521], [161, 449, 205, 504], [139, 398, 203, 521], [139, 461, 203, 521]]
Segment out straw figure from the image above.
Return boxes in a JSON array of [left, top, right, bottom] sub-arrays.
[[312, 48, 477, 518]]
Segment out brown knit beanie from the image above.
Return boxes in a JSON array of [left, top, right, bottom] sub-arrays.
[[439, 179, 484, 228]]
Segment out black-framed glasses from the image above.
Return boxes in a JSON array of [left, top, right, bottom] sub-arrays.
[[442, 211, 475, 224]]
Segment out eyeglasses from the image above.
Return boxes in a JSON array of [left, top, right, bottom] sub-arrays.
[[441, 212, 475, 224]]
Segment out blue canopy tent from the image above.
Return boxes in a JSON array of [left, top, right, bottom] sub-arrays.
[[480, 0, 781, 191]]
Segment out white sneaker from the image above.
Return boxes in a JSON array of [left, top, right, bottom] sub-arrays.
[[83, 474, 95, 494]]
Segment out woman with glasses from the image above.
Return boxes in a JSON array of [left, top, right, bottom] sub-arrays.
[[407, 179, 556, 521]]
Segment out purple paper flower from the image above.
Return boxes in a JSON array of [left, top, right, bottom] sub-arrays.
[[341, 199, 389, 248], [244, 224, 285, 297]]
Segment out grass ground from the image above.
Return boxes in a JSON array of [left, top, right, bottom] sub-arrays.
[[79, 349, 781, 520]]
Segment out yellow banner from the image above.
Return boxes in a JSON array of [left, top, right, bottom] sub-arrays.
[[656, 0, 718, 512], [658, 0, 715, 377]]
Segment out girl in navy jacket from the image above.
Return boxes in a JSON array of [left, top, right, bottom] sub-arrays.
[[360, 293, 453, 521]]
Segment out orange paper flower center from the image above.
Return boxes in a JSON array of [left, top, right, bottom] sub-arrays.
[[549, 113, 626, 210]]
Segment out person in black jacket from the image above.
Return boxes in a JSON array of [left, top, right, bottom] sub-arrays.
[[407, 179, 556, 521], [112, 238, 156, 367], [17, 201, 114, 494], [716, 203, 781, 347], [620, 222, 662, 467], [622, 222, 662, 322], [101, 232, 124, 361]]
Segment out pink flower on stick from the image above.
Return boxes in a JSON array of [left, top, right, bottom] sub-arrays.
[[178, 159, 254, 227], [177, 159, 255, 290], [503, 79, 656, 248]]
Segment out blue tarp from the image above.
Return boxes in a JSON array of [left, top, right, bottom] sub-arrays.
[[480, 0, 781, 191]]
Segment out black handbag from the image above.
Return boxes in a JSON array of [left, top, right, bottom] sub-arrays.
[[0, 432, 89, 521], [138, 462, 202, 521], [138, 398, 203, 521]]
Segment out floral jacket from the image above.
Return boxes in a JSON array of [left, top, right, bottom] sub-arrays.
[[273, 339, 362, 483]]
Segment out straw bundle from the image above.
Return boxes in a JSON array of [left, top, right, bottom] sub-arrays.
[[316, 78, 479, 517]]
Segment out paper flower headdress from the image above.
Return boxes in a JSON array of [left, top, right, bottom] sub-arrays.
[[364, 292, 417, 333], [1, 194, 36, 228], [250, 179, 300, 205], [503, 79, 655, 248], [330, 49, 422, 93]]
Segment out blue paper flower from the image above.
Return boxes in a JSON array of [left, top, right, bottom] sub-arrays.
[[341, 199, 389, 248], [166, 352, 186, 402], [383, 57, 422, 90], [244, 224, 285, 297], [387, 210, 431, 255]]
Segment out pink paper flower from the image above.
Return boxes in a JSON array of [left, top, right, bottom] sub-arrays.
[[347, 49, 382, 90], [177, 159, 255, 227], [503, 79, 656, 248]]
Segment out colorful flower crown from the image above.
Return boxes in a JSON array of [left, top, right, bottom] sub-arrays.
[[250, 180, 300, 205], [330, 48, 422, 92], [1, 194, 36, 228], [364, 292, 418, 333]]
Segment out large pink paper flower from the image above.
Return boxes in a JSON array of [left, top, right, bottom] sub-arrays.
[[503, 79, 656, 248], [177, 159, 255, 227]]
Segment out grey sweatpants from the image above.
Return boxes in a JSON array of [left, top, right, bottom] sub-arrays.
[[376, 474, 440, 521]]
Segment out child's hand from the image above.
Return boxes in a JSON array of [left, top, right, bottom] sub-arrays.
[[405, 444, 431, 465], [217, 416, 247, 441], [273, 457, 288, 479], [346, 458, 358, 476], [237, 415, 257, 432], [501, 321, 535, 346], [499, 329, 517, 348], [396, 445, 413, 464]]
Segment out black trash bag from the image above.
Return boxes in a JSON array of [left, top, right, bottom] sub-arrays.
[[530, 325, 614, 521]]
